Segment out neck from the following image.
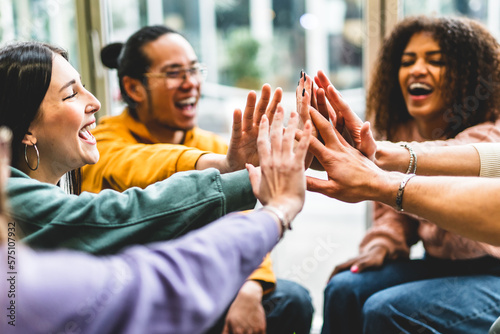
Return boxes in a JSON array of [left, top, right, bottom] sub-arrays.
[[16, 157, 66, 185], [414, 117, 447, 140], [144, 122, 186, 144]]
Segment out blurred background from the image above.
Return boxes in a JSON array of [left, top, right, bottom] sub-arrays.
[[2, 0, 500, 331]]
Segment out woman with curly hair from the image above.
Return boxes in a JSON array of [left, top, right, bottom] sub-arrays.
[[322, 16, 500, 334]]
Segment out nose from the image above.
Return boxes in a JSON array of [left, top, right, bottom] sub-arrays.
[[179, 70, 199, 89], [85, 91, 101, 114], [409, 58, 427, 77]]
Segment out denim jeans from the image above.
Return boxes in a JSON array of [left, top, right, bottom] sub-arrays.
[[206, 278, 314, 334], [322, 255, 500, 334]]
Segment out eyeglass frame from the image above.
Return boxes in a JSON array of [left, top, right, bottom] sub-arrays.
[[143, 63, 208, 89]]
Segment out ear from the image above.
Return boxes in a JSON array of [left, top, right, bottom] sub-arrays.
[[21, 132, 37, 146], [123, 76, 147, 103]]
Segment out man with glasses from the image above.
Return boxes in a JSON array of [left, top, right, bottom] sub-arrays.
[[81, 25, 313, 334]]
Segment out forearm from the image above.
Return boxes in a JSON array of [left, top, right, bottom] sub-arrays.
[[375, 142, 480, 176], [195, 153, 231, 173], [373, 173, 500, 245]]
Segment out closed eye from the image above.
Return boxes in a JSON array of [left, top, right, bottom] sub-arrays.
[[62, 91, 78, 101]]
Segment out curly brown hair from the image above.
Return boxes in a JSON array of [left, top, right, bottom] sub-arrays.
[[366, 16, 500, 140]]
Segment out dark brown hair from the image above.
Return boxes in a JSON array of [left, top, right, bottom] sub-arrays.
[[0, 41, 81, 194], [366, 16, 500, 140]]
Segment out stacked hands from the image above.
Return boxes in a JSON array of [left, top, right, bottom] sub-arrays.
[[247, 70, 402, 278]]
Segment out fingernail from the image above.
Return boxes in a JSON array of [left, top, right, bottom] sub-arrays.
[[351, 265, 359, 273], [300, 70, 303, 79], [302, 88, 305, 97]]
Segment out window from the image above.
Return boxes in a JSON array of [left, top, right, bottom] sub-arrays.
[[0, 0, 79, 69]]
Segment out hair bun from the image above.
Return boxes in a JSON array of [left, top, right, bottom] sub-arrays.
[[100, 43, 123, 69]]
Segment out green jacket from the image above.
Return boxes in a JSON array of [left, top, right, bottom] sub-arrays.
[[7, 167, 256, 254]]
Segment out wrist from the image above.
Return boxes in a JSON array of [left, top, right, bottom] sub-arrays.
[[368, 171, 404, 206], [375, 142, 410, 173], [239, 280, 264, 301], [261, 201, 300, 238]]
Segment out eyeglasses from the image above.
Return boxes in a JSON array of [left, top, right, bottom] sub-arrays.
[[144, 64, 208, 89]]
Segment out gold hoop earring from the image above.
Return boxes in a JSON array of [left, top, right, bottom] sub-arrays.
[[24, 143, 39, 171]]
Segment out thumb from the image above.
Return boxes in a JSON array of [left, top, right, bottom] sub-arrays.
[[246, 164, 261, 195], [359, 122, 377, 159], [306, 176, 329, 195]]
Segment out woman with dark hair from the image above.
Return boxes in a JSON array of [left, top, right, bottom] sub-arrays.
[[320, 16, 500, 334], [0, 40, 267, 253]]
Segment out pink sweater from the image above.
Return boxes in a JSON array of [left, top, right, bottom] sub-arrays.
[[360, 119, 500, 260]]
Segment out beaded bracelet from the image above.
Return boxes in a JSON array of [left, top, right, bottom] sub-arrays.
[[400, 143, 417, 174], [395, 173, 416, 211]]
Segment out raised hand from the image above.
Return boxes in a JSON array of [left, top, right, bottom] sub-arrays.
[[247, 105, 312, 223], [225, 84, 283, 172], [305, 108, 393, 204], [314, 70, 377, 160]]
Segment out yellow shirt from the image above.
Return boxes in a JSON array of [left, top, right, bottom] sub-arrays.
[[82, 109, 276, 291]]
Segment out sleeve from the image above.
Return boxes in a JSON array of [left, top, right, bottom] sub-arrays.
[[8, 168, 256, 254], [471, 143, 500, 177], [409, 120, 500, 148], [247, 254, 277, 294], [5, 210, 280, 334], [82, 122, 211, 193], [360, 202, 420, 259]]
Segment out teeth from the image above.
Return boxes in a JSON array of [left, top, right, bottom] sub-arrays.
[[80, 123, 96, 133], [177, 97, 197, 106], [409, 82, 432, 90]]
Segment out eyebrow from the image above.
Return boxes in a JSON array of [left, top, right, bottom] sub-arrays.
[[159, 60, 199, 71], [402, 50, 443, 56], [59, 79, 76, 92]]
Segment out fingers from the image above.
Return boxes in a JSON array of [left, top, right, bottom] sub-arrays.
[[231, 108, 243, 142], [295, 119, 312, 165], [325, 85, 363, 145], [309, 108, 339, 148], [328, 259, 356, 281], [242, 91, 257, 133], [282, 109, 297, 157], [316, 88, 330, 122], [222, 322, 230, 334], [306, 175, 331, 195], [265, 87, 282, 124], [315, 70, 332, 90], [257, 115, 271, 167], [269, 104, 284, 158], [253, 84, 272, 125]]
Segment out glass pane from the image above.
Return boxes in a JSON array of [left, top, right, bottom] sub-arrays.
[[0, 0, 79, 70], [402, 0, 500, 40]]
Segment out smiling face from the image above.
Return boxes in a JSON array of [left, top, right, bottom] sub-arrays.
[[27, 54, 100, 181], [399, 32, 448, 133], [139, 33, 202, 132]]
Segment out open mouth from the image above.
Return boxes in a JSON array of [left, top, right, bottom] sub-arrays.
[[408, 82, 433, 96], [175, 96, 197, 110], [79, 122, 96, 144]]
